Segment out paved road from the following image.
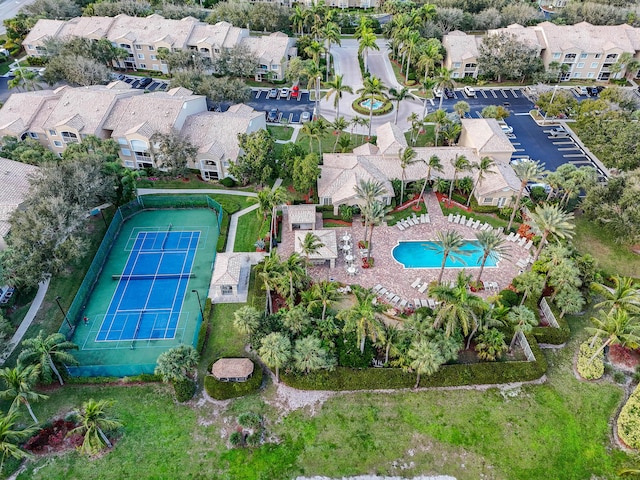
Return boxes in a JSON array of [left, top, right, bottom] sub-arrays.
[[0, 0, 37, 35], [0, 77, 10, 102], [366, 39, 402, 90], [331, 39, 363, 90]]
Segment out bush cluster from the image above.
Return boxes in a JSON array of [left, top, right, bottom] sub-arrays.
[[351, 96, 393, 116], [531, 301, 570, 345], [618, 383, 640, 449], [173, 377, 197, 402], [281, 335, 546, 391], [216, 210, 230, 253], [499, 289, 520, 307], [219, 177, 236, 188], [204, 362, 263, 400], [196, 298, 213, 354], [577, 339, 604, 380], [65, 373, 161, 384]]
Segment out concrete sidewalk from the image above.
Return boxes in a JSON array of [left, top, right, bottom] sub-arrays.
[[0, 276, 50, 365]]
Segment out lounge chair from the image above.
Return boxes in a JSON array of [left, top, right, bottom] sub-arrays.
[[425, 214, 430, 223], [506, 232, 515, 241], [414, 298, 421, 308], [373, 284, 383, 293], [421, 214, 427, 223], [486, 225, 494, 232], [517, 237, 527, 246], [399, 299, 408, 308], [378, 288, 387, 296], [516, 259, 528, 268], [460, 215, 466, 224], [480, 223, 489, 231], [448, 213, 454, 222], [428, 299, 437, 309], [497, 227, 504, 234], [466, 217, 474, 227], [411, 278, 422, 288], [397, 223, 405, 231], [391, 295, 401, 305], [421, 299, 429, 307], [509, 234, 519, 242], [453, 214, 461, 224], [524, 240, 533, 250], [385, 291, 395, 300], [418, 283, 428, 293], [472, 220, 481, 229]]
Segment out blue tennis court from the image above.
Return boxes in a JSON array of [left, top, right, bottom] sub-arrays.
[[96, 230, 200, 342]]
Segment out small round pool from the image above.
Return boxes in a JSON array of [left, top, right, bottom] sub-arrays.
[[360, 98, 384, 110], [392, 241, 498, 269]]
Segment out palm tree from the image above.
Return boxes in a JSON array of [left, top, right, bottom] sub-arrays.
[[18, 331, 78, 386], [258, 250, 283, 314], [417, 154, 443, 209], [590, 276, 640, 315], [337, 287, 384, 353], [293, 336, 333, 374], [0, 410, 37, 473], [71, 399, 123, 455], [290, 5, 307, 35], [336, 134, 351, 153], [432, 108, 448, 147], [322, 21, 341, 82], [258, 332, 291, 383], [401, 30, 422, 81], [303, 61, 323, 119], [434, 66, 455, 110], [356, 76, 388, 138], [389, 86, 409, 125], [475, 328, 507, 361], [279, 252, 308, 308], [0, 364, 48, 423], [331, 116, 348, 152], [358, 30, 379, 73], [474, 230, 508, 284], [307, 280, 339, 322], [507, 160, 548, 231], [300, 121, 318, 153], [408, 339, 445, 389], [447, 154, 472, 206], [507, 305, 538, 351], [512, 271, 545, 306], [254, 186, 288, 244], [466, 156, 495, 207], [154, 345, 199, 383], [586, 309, 640, 359], [355, 179, 386, 247], [298, 232, 324, 271], [416, 38, 443, 83], [233, 306, 261, 343], [427, 230, 469, 284], [529, 204, 575, 262], [8, 69, 41, 92], [314, 117, 330, 155], [406, 112, 420, 144], [364, 200, 390, 262], [304, 40, 325, 68], [398, 147, 418, 205], [325, 75, 353, 118], [351, 116, 369, 143], [378, 323, 401, 364], [453, 100, 470, 119]]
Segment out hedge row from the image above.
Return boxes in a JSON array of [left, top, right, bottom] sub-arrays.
[[281, 335, 546, 391], [65, 373, 161, 384], [216, 210, 230, 253], [204, 361, 263, 400], [351, 96, 393, 116], [531, 300, 571, 345], [577, 339, 604, 380], [196, 298, 213, 354], [618, 383, 640, 449]]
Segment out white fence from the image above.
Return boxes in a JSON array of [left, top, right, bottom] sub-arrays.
[[516, 331, 536, 362], [540, 297, 559, 328]]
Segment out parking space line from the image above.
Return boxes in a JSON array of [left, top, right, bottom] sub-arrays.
[[511, 89, 518, 98], [563, 153, 588, 157], [500, 90, 507, 98], [514, 148, 526, 152], [474, 111, 483, 118], [480, 90, 488, 99], [511, 142, 522, 146], [558, 147, 580, 151], [490, 90, 497, 98]]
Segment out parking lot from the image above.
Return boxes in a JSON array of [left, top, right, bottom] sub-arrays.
[[247, 88, 314, 124], [118, 74, 168, 92], [436, 87, 606, 177]]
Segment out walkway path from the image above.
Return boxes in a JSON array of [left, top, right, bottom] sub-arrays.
[[0, 276, 50, 365], [137, 188, 257, 197]]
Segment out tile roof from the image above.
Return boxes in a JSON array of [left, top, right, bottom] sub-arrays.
[[211, 358, 253, 380], [375, 122, 407, 156], [287, 205, 316, 225], [107, 13, 199, 49], [23, 19, 64, 44], [210, 252, 249, 285], [443, 30, 481, 61], [189, 21, 246, 49], [241, 32, 295, 65], [0, 158, 38, 242], [57, 16, 116, 39], [459, 118, 516, 155], [0, 90, 62, 137], [294, 230, 338, 261]]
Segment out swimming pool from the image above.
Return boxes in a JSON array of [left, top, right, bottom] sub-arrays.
[[392, 241, 498, 269]]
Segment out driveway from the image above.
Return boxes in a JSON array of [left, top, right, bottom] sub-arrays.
[[366, 39, 402, 90]]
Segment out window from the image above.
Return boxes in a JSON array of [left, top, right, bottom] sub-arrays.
[[453, 62, 461, 68], [259, 64, 268, 70], [150, 55, 157, 60], [49, 129, 56, 136], [28, 132, 38, 139], [117, 137, 128, 145], [591, 62, 598, 68], [53, 140, 62, 147], [564, 53, 576, 60], [587, 72, 594, 78], [119, 43, 131, 50], [125, 161, 134, 168], [137, 54, 144, 59], [140, 64, 147, 69], [606, 53, 617, 60], [580, 53, 588, 59], [135, 44, 142, 50], [552, 52, 561, 59], [61, 131, 78, 143], [148, 46, 154, 51], [321, 197, 331, 206], [27, 44, 33, 50], [214, 48, 220, 54], [483, 197, 493, 204], [153, 65, 159, 70], [271, 64, 278, 70], [121, 148, 131, 156], [452, 72, 460, 78], [577, 62, 584, 68], [221, 285, 233, 295], [595, 53, 601, 59], [573, 72, 581, 78]]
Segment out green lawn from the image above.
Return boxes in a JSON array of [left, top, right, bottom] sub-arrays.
[[296, 130, 370, 155], [136, 173, 255, 192], [572, 215, 640, 278], [234, 211, 269, 252], [387, 202, 427, 225], [267, 125, 294, 141], [404, 125, 436, 147]]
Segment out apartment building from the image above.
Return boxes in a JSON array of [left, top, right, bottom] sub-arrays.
[[0, 83, 266, 181], [22, 14, 297, 81], [443, 22, 640, 81]]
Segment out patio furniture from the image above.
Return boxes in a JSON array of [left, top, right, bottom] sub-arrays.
[[448, 213, 454, 222], [418, 283, 428, 293], [506, 232, 515, 241], [509, 234, 519, 242], [391, 295, 401, 305], [524, 240, 533, 250], [378, 288, 388, 296], [373, 284, 383, 293], [516, 258, 528, 268], [453, 214, 461, 224], [425, 214, 430, 223], [399, 299, 408, 309], [466, 217, 474, 227], [345, 254, 354, 263], [360, 249, 369, 257], [411, 278, 422, 288], [480, 223, 489, 231], [428, 299, 437, 309], [414, 298, 421, 307], [472, 220, 481, 229], [385, 291, 395, 300], [347, 266, 357, 276], [497, 227, 504, 234], [517, 237, 527, 246], [460, 215, 466, 224], [421, 299, 429, 307], [486, 225, 494, 232], [397, 223, 405, 231]]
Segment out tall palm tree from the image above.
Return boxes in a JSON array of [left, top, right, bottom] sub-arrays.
[[303, 61, 323, 119], [304, 40, 325, 68], [416, 38, 443, 83], [356, 75, 388, 138], [364, 199, 390, 262], [300, 121, 318, 153], [417, 154, 443, 209], [351, 116, 370, 143], [314, 117, 330, 155], [298, 232, 324, 271], [232, 306, 261, 343], [337, 287, 384, 353], [0, 410, 37, 473], [290, 5, 307, 35], [466, 156, 495, 207], [447, 154, 472, 206], [255, 186, 288, 243], [258, 250, 283, 314], [434, 66, 455, 110], [432, 108, 448, 147], [71, 399, 123, 455], [428, 230, 469, 284], [259, 332, 291, 383], [358, 29, 379, 73], [355, 178, 386, 247], [407, 112, 421, 145], [398, 147, 418, 205], [590, 276, 640, 315], [408, 339, 445, 389], [0, 364, 48, 423], [336, 134, 351, 153], [322, 21, 341, 82], [474, 230, 508, 284], [279, 252, 308, 308], [307, 280, 339, 322], [586, 308, 640, 359], [512, 271, 545, 306], [528, 204, 575, 262], [18, 331, 78, 386], [331, 116, 348, 152], [507, 160, 548, 231], [325, 75, 353, 118], [506, 305, 538, 351], [401, 30, 422, 81], [389, 86, 409, 125], [453, 100, 470, 119], [8, 69, 41, 92], [377, 323, 401, 364]]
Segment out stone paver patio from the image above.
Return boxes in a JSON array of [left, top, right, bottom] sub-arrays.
[[278, 193, 532, 307]]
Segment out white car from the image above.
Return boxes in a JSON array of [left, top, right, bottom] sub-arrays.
[[463, 86, 476, 97], [498, 121, 513, 134], [300, 111, 311, 123], [573, 86, 588, 96]]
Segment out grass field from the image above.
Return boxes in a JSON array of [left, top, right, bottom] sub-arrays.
[[234, 211, 269, 252], [404, 126, 436, 147], [296, 129, 369, 155], [137, 173, 255, 192], [573, 215, 640, 278], [267, 125, 294, 141]]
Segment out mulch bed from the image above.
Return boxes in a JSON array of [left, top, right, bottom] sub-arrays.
[[24, 419, 83, 455], [435, 192, 472, 212], [608, 344, 640, 371]]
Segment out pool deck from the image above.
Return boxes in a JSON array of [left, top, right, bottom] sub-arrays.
[[278, 193, 531, 306]]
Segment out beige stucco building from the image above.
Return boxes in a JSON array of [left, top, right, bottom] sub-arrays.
[[444, 22, 640, 81], [22, 14, 297, 82]]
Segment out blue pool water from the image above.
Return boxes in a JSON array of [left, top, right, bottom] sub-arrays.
[[392, 241, 498, 269], [361, 99, 384, 110]]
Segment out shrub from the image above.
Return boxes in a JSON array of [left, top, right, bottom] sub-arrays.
[[196, 298, 212, 354], [246, 432, 262, 447], [237, 412, 262, 429], [613, 371, 626, 384], [204, 363, 263, 400], [216, 210, 230, 252], [173, 377, 197, 402], [351, 95, 393, 116], [499, 289, 520, 307], [618, 384, 640, 449], [531, 301, 570, 345], [577, 339, 604, 380], [220, 177, 236, 188], [229, 431, 244, 447], [336, 333, 374, 368]]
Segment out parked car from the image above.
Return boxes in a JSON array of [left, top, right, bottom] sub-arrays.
[[587, 86, 599, 96], [138, 77, 153, 88], [497, 121, 513, 134], [463, 86, 476, 97], [267, 108, 279, 122], [117, 73, 127, 81], [300, 111, 311, 123], [279, 88, 289, 98], [268, 88, 278, 99], [596, 85, 606, 93], [573, 86, 588, 96], [510, 156, 530, 165], [444, 87, 454, 99], [549, 126, 568, 137], [432, 87, 442, 98]]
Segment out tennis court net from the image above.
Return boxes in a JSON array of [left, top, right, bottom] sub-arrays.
[[112, 273, 195, 281]]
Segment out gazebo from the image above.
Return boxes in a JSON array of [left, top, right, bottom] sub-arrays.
[[211, 358, 254, 382]]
